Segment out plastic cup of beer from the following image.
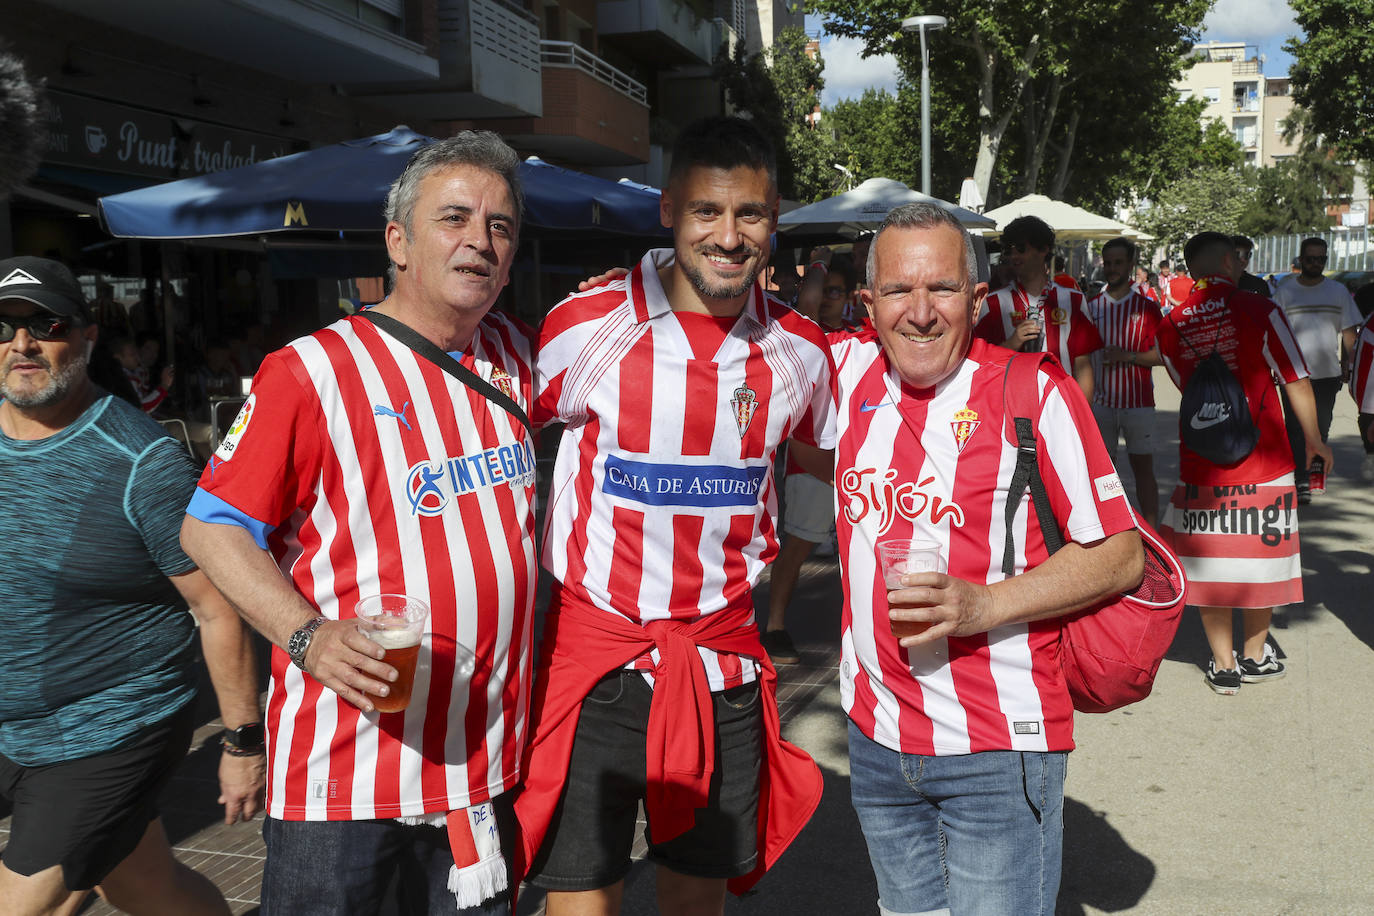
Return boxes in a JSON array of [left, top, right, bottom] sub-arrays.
[[355, 594, 429, 714], [876, 539, 946, 639]]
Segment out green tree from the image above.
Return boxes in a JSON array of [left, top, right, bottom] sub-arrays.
[[809, 0, 1210, 204], [1285, 0, 1374, 162], [713, 27, 836, 201], [1134, 167, 1251, 257], [1237, 110, 1353, 236], [825, 87, 915, 187]]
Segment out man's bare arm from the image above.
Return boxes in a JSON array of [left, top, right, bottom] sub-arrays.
[[170, 568, 265, 824], [1281, 376, 1335, 472], [180, 516, 395, 713], [1072, 354, 1095, 403], [787, 441, 834, 484], [888, 529, 1144, 648]]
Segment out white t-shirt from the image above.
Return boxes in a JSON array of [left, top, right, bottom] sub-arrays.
[[1272, 278, 1362, 379]]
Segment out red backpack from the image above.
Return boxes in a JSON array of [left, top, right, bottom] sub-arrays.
[[1002, 353, 1187, 713]]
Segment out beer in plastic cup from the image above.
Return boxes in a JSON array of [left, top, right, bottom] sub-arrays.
[[876, 539, 947, 639], [356, 594, 429, 713]]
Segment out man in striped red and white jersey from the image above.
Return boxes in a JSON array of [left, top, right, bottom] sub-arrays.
[[516, 117, 830, 915], [1155, 232, 1330, 696], [976, 215, 1102, 401], [182, 133, 536, 913], [835, 202, 1142, 915], [1087, 236, 1165, 524], [1349, 312, 1374, 481]]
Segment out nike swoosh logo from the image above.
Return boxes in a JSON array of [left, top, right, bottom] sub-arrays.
[[859, 399, 892, 413], [1189, 411, 1229, 430]]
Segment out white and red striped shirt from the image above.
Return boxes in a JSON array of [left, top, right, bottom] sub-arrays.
[[190, 312, 537, 820], [1086, 288, 1164, 408], [976, 282, 1103, 372], [535, 249, 836, 691], [1156, 277, 1310, 486], [829, 334, 1135, 756], [1347, 313, 1374, 413]]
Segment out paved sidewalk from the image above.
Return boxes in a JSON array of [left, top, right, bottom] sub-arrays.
[[9, 368, 1374, 914]]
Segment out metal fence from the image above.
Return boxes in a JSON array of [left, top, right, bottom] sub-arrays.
[[1249, 228, 1372, 275]]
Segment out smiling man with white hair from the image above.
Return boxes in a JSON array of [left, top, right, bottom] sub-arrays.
[[830, 202, 1143, 915]]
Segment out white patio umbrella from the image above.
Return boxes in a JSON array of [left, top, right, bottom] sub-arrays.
[[777, 177, 995, 245], [982, 194, 1140, 241]]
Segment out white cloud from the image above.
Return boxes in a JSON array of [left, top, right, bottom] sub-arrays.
[[817, 35, 900, 107], [1203, 0, 1297, 41]]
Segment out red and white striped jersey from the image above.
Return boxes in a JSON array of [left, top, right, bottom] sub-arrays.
[[190, 312, 537, 821], [1348, 313, 1374, 413], [829, 333, 1136, 756], [1156, 277, 1309, 486], [535, 249, 836, 691], [976, 282, 1103, 371], [1086, 288, 1164, 408]]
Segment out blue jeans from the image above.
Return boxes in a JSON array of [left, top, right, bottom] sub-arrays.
[[847, 720, 1066, 916], [260, 801, 515, 916]]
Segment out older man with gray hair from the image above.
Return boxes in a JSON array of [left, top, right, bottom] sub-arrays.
[[831, 202, 1143, 915], [181, 131, 537, 914]]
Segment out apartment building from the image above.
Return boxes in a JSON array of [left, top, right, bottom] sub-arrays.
[[1174, 40, 1299, 167]]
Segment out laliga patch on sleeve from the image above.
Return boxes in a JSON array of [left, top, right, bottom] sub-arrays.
[[1094, 472, 1125, 501], [214, 393, 256, 461]]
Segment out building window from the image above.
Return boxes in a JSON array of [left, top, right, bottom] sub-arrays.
[[1203, 87, 1221, 104]]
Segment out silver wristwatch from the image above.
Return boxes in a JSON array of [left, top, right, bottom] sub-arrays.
[[287, 616, 328, 671]]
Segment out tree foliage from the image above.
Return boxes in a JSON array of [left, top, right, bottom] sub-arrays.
[[1285, 0, 1374, 162], [1134, 167, 1251, 258], [807, 0, 1214, 210], [713, 26, 837, 202], [824, 87, 917, 188], [1237, 109, 1353, 236]]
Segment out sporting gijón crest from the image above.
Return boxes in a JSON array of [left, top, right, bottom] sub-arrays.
[[730, 384, 757, 438], [950, 407, 980, 453], [489, 366, 515, 400]]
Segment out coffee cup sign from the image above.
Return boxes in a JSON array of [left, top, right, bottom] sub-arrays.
[[85, 125, 107, 154]]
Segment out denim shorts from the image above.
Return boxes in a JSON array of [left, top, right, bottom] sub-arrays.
[[524, 671, 763, 890], [847, 720, 1066, 916], [259, 794, 516, 915]]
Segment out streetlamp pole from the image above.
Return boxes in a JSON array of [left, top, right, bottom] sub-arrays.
[[901, 15, 947, 196]]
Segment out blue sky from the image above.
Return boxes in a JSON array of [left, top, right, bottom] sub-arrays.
[[813, 0, 1301, 106]]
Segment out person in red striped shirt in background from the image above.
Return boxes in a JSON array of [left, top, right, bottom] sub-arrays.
[[1088, 237, 1165, 524]]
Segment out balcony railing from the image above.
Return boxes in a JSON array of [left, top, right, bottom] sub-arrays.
[[540, 40, 647, 104], [1232, 59, 1261, 75]]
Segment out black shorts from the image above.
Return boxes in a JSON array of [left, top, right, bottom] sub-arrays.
[[525, 671, 762, 891], [0, 700, 196, 890]]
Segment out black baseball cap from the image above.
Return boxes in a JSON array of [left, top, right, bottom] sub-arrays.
[[0, 256, 90, 322]]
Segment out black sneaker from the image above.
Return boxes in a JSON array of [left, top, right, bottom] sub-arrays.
[[1204, 660, 1242, 695], [1238, 644, 1286, 682], [761, 629, 800, 665]]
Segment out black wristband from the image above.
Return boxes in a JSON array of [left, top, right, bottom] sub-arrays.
[[221, 738, 266, 757]]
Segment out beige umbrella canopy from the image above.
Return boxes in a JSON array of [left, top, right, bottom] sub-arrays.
[[983, 194, 1142, 241]]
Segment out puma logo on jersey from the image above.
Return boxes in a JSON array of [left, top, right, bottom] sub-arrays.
[[1189, 403, 1230, 430], [374, 402, 412, 431]]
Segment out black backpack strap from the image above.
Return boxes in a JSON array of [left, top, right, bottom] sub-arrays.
[[358, 308, 534, 440], [1001, 354, 1065, 579]]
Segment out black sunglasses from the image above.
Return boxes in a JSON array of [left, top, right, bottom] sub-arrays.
[[1301, 254, 1328, 263], [0, 314, 81, 343]]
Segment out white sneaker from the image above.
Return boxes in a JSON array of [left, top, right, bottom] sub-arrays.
[[1362, 454, 1374, 483]]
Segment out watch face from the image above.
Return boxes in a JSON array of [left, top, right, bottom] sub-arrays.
[[228, 723, 265, 746]]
